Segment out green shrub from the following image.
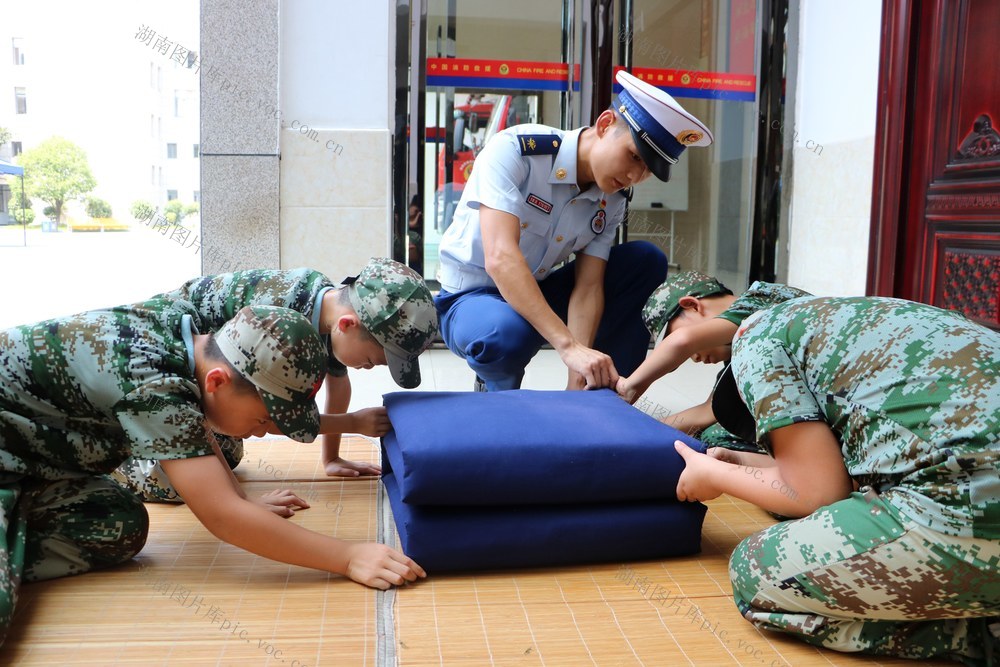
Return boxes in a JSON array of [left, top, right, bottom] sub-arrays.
[[86, 196, 112, 218], [130, 200, 156, 221]]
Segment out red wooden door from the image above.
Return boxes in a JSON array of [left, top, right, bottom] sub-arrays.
[[869, 0, 1000, 329]]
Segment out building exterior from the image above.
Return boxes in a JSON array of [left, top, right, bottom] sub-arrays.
[[0, 1, 200, 226], [198, 0, 882, 300]]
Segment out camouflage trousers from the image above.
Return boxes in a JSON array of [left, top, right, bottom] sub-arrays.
[[0, 475, 149, 646], [700, 423, 764, 454], [730, 488, 1000, 665], [110, 438, 244, 503]]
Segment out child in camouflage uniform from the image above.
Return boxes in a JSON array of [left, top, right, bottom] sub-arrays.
[[673, 296, 1000, 664], [0, 302, 425, 645], [617, 270, 810, 452], [111, 258, 438, 502]]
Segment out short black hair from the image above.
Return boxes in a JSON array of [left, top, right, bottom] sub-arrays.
[[608, 105, 629, 134], [204, 333, 260, 396]]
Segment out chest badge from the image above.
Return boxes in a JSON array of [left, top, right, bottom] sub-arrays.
[[526, 193, 553, 214], [591, 209, 607, 234], [591, 197, 607, 234]]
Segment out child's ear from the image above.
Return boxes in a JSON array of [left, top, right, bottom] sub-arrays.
[[203, 367, 230, 394], [335, 313, 361, 333], [677, 295, 703, 313]]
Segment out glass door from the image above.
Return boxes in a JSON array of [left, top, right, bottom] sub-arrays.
[[620, 0, 761, 292], [406, 0, 582, 283], [397, 0, 768, 291]]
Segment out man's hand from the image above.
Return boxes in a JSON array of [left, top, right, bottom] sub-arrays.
[[347, 407, 391, 437], [343, 542, 426, 590], [558, 342, 618, 389], [674, 441, 725, 503], [325, 457, 382, 478], [255, 489, 310, 518]]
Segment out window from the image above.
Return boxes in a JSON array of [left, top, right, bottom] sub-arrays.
[[11, 141, 22, 157], [193, 190, 200, 203], [193, 144, 200, 158], [14, 88, 26, 114], [151, 166, 156, 185], [166, 143, 177, 159], [158, 166, 162, 186], [166, 190, 178, 201], [173, 90, 180, 117], [12, 38, 24, 66]]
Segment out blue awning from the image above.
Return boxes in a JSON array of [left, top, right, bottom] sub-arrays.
[[0, 159, 24, 176]]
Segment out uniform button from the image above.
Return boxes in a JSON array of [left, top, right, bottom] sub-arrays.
[[556, 235, 564, 242], [537, 268, 546, 275], [520, 223, 528, 229]]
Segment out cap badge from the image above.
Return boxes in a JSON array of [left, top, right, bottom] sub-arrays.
[[677, 130, 704, 145]]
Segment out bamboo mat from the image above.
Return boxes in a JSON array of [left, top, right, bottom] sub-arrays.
[[3, 438, 955, 666], [4, 437, 385, 666]]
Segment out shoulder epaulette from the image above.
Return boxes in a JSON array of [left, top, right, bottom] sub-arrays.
[[518, 134, 562, 156]]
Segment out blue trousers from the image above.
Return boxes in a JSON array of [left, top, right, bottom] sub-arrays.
[[435, 241, 668, 391]]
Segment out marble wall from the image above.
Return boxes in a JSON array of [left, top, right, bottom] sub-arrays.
[[200, 0, 393, 280], [278, 128, 391, 281], [200, 0, 281, 273]]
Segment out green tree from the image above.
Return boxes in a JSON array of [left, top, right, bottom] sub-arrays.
[[0, 127, 10, 146], [10, 189, 34, 225], [130, 200, 156, 221], [184, 202, 200, 217], [18, 137, 96, 223], [164, 199, 186, 224], [86, 196, 112, 218]]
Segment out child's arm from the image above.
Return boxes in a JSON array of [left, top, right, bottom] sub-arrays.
[[617, 318, 738, 404], [318, 373, 385, 477], [160, 454, 425, 589], [662, 398, 716, 434], [673, 421, 852, 518]]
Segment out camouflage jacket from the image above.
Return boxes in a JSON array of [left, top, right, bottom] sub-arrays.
[[717, 281, 813, 326], [156, 268, 347, 378], [0, 298, 214, 481], [730, 296, 1000, 539]]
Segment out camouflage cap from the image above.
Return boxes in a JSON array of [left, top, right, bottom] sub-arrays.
[[643, 270, 733, 341], [343, 258, 439, 389], [215, 305, 327, 443]]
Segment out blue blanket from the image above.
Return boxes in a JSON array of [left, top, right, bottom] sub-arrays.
[[381, 389, 705, 506], [383, 471, 706, 572]]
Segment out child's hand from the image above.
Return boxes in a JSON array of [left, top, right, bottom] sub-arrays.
[[324, 457, 382, 477], [615, 376, 638, 404], [674, 441, 724, 503], [255, 489, 310, 517], [343, 543, 426, 589], [348, 407, 391, 437]]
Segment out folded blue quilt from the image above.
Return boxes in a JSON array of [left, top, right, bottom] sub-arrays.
[[381, 389, 705, 506], [383, 471, 707, 572]]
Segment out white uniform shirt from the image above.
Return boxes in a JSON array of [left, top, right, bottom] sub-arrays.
[[437, 124, 627, 293]]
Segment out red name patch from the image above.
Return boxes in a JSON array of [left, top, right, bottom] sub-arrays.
[[526, 194, 553, 214]]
